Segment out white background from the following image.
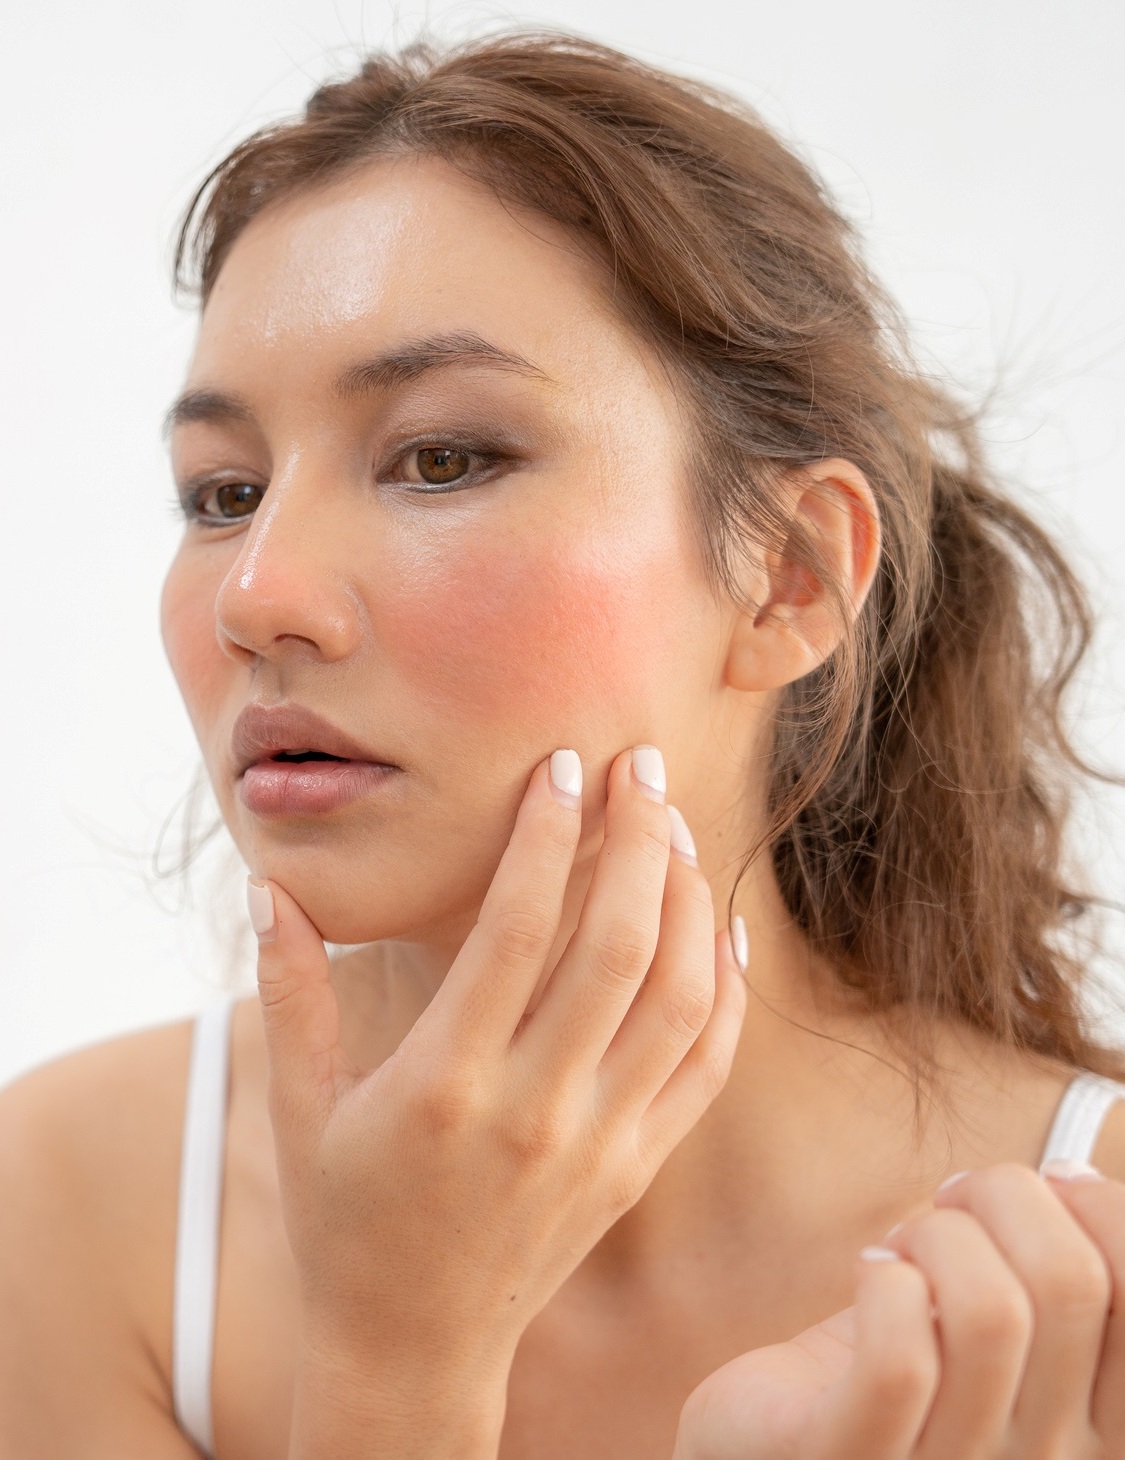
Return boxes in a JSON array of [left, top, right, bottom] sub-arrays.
[[2, 0, 1123, 1087]]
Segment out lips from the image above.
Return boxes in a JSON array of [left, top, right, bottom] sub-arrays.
[[231, 703, 398, 776], [230, 703, 402, 819]]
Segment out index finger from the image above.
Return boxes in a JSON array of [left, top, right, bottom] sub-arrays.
[[422, 749, 584, 1054]]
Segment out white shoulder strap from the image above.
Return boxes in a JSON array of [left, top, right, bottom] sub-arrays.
[[173, 996, 237, 1458], [1040, 1072, 1125, 1170]]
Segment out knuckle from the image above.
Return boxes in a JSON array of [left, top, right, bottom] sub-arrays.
[[694, 1044, 735, 1103], [679, 880, 715, 920], [502, 1105, 568, 1165], [591, 918, 653, 987], [961, 1283, 1033, 1348], [491, 904, 557, 969], [639, 817, 674, 858], [604, 1149, 647, 1217], [256, 971, 308, 1035], [256, 968, 301, 1014], [1036, 1250, 1110, 1315], [410, 1067, 480, 1137], [662, 973, 715, 1041], [539, 805, 581, 858], [634, 815, 672, 863]]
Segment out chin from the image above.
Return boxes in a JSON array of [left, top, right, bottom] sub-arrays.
[[249, 846, 482, 949]]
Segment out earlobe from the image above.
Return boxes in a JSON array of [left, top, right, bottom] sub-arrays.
[[724, 458, 881, 693]]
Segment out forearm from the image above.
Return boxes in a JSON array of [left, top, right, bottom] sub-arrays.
[[287, 1338, 509, 1460]]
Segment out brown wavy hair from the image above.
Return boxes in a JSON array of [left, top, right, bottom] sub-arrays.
[[174, 30, 1124, 1080]]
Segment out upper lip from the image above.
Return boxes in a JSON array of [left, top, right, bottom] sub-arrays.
[[231, 704, 398, 775]]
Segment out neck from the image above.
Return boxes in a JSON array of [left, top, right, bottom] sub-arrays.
[[324, 825, 1063, 1303]]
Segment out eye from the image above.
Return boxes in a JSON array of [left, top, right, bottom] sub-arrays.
[[414, 447, 472, 487], [209, 482, 262, 517], [180, 479, 264, 524]]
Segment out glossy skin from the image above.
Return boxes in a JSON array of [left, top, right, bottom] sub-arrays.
[[161, 154, 738, 970], [0, 152, 1122, 1459]]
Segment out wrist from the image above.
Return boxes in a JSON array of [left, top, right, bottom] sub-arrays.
[[288, 1331, 511, 1460]]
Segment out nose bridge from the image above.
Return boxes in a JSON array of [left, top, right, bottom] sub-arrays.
[[216, 453, 362, 661]]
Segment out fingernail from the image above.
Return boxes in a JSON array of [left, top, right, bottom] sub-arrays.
[[667, 804, 698, 864], [1040, 1158, 1105, 1182], [549, 748, 583, 806], [731, 915, 749, 971], [860, 1246, 901, 1263], [246, 878, 277, 944], [936, 1170, 968, 1192], [631, 744, 667, 802], [882, 1222, 904, 1241]]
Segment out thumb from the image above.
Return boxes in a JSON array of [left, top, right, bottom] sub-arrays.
[[247, 876, 350, 1130]]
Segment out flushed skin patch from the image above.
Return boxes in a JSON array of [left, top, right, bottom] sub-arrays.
[[161, 154, 743, 949]]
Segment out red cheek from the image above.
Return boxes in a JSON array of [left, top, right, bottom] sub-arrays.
[[379, 533, 679, 725]]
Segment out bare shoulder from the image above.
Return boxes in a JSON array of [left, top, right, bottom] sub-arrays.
[[0, 1017, 207, 1456]]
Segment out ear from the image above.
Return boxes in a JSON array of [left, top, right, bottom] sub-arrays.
[[724, 458, 881, 693]]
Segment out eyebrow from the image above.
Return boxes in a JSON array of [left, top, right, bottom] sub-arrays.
[[335, 330, 551, 397], [163, 330, 550, 438], [162, 387, 254, 438]]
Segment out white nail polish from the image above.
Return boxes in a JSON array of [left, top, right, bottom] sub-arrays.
[[549, 748, 583, 803], [246, 878, 277, 943], [1040, 1158, 1105, 1182], [860, 1246, 900, 1263], [667, 804, 697, 863], [732, 915, 749, 971], [632, 745, 666, 801]]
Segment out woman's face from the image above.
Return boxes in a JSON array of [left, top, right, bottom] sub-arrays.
[[161, 154, 743, 947]]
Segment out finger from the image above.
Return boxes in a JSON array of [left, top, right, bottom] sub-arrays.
[[1041, 1162, 1125, 1444], [427, 749, 583, 1053], [249, 876, 355, 1131], [814, 1251, 937, 1460], [635, 924, 747, 1164], [595, 857, 718, 1118], [888, 1207, 1031, 1459], [516, 745, 673, 1079], [935, 1163, 1110, 1448]]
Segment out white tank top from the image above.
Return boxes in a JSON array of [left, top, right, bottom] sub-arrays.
[[171, 993, 1125, 1457]]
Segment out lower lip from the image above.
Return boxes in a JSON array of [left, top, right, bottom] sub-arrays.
[[239, 761, 401, 817]]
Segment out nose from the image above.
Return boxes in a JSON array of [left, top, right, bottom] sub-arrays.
[[214, 466, 364, 668]]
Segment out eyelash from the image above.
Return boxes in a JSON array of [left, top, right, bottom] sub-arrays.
[[173, 440, 508, 527]]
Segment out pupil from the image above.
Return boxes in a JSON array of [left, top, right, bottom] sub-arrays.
[[417, 448, 470, 485], [216, 482, 259, 517]]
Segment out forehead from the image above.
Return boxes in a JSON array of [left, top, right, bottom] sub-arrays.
[[191, 153, 650, 389]]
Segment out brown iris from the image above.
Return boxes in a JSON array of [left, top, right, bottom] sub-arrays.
[[214, 482, 261, 517], [416, 447, 470, 485]]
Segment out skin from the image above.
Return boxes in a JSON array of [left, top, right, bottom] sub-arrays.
[[0, 152, 1123, 1458]]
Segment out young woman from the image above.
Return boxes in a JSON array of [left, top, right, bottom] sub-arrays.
[[2, 30, 1123, 1460]]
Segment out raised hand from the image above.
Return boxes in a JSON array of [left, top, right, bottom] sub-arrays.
[[673, 1160, 1125, 1460], [246, 746, 748, 1450]]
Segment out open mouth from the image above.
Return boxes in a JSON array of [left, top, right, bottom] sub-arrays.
[[269, 750, 349, 763], [232, 703, 399, 783]]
